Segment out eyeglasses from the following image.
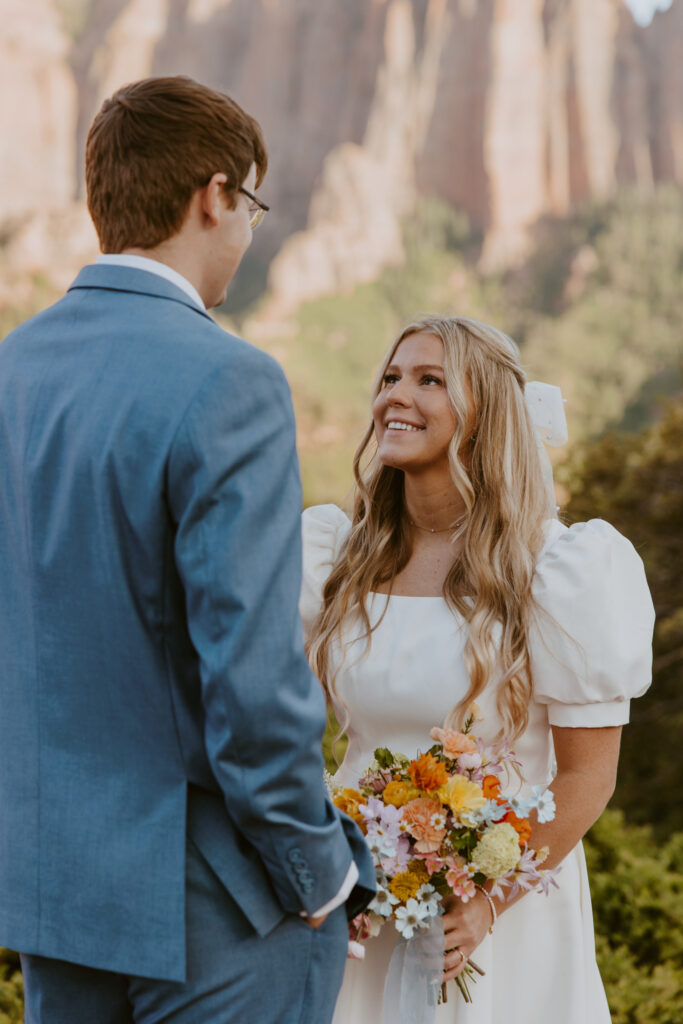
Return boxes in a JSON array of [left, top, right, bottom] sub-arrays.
[[238, 186, 269, 229]]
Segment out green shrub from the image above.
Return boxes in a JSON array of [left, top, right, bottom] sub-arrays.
[[559, 400, 683, 836], [585, 811, 683, 1023], [0, 948, 23, 1024]]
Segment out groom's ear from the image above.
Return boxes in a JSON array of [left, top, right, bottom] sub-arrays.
[[200, 172, 230, 227]]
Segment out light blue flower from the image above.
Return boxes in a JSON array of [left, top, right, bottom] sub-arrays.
[[476, 799, 508, 824], [530, 786, 556, 824], [509, 795, 534, 817]]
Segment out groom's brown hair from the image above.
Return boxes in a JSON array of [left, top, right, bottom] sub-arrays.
[[85, 76, 267, 253]]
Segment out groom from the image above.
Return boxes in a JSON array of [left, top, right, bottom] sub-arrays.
[[0, 77, 373, 1022]]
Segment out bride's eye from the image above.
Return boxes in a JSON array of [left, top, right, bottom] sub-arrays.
[[422, 374, 443, 386], [382, 373, 400, 386]]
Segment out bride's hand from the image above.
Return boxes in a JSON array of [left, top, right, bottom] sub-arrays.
[[440, 891, 492, 983]]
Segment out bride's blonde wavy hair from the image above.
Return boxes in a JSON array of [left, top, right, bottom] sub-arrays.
[[307, 315, 551, 741]]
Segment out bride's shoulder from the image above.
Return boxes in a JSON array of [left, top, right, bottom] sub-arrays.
[[534, 516, 654, 623], [301, 504, 351, 560], [299, 506, 352, 633], [530, 516, 655, 725], [535, 516, 648, 590]]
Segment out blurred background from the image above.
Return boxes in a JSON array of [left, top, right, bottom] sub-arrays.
[[0, 0, 681, 1020]]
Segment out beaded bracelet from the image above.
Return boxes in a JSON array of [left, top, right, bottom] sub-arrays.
[[475, 884, 497, 933]]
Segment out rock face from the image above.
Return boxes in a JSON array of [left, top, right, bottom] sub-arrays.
[[0, 0, 681, 311], [268, 0, 449, 313], [0, 0, 78, 225], [642, 0, 683, 183]]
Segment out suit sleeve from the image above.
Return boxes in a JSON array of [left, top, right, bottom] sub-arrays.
[[167, 347, 373, 916]]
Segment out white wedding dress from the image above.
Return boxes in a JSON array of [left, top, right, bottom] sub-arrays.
[[300, 504, 655, 1024]]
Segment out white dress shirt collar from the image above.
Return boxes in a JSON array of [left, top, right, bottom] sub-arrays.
[[96, 254, 206, 311]]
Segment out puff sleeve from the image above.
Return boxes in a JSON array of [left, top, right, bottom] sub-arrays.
[[531, 519, 655, 727], [299, 504, 351, 642]]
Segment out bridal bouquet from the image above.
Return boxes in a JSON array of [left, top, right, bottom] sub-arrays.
[[330, 706, 559, 1004]]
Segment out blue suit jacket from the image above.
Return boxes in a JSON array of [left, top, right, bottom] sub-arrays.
[[0, 265, 374, 981]]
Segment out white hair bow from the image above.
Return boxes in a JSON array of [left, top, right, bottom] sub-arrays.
[[524, 381, 568, 447], [524, 381, 568, 516]]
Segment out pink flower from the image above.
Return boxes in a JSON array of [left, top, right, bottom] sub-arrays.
[[417, 849, 445, 875], [447, 872, 476, 902], [358, 768, 394, 794], [430, 727, 478, 760], [457, 751, 483, 771], [444, 857, 477, 901], [401, 797, 446, 853], [379, 834, 411, 876], [350, 913, 372, 940]]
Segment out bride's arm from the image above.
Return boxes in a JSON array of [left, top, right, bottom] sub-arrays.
[[525, 724, 622, 869], [441, 724, 622, 983]]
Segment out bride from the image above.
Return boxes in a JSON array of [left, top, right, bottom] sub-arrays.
[[299, 315, 655, 1023]]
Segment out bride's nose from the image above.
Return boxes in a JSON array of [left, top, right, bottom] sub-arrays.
[[387, 379, 412, 406]]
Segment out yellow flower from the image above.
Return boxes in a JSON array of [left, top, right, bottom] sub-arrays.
[[333, 788, 366, 827], [470, 822, 521, 879], [437, 775, 486, 816], [388, 860, 430, 902], [383, 780, 420, 807]]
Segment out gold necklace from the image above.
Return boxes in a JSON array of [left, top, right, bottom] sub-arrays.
[[409, 519, 455, 534]]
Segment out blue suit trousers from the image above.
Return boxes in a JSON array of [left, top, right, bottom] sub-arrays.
[[21, 836, 349, 1024]]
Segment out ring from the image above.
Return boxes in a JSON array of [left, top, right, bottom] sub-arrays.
[[455, 948, 465, 966]]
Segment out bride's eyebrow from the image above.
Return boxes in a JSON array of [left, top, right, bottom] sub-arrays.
[[384, 363, 444, 373]]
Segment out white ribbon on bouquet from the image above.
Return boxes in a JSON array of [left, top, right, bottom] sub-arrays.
[[383, 914, 445, 1024]]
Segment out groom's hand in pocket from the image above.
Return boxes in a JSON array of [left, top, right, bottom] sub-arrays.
[[303, 912, 329, 930]]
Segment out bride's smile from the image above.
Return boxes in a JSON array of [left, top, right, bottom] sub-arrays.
[[372, 332, 461, 475]]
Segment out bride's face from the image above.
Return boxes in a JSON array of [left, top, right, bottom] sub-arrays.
[[373, 332, 469, 476]]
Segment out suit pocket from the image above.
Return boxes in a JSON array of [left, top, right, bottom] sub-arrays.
[[186, 785, 286, 938]]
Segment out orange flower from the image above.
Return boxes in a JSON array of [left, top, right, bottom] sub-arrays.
[[502, 809, 533, 846], [383, 780, 420, 808], [409, 752, 449, 792], [401, 797, 447, 853], [482, 774, 502, 800], [333, 788, 366, 827], [430, 727, 478, 759]]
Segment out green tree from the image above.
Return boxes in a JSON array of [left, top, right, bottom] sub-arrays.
[[558, 399, 683, 835], [519, 187, 683, 439]]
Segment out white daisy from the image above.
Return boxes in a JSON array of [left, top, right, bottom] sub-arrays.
[[369, 886, 400, 918], [394, 898, 430, 939]]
